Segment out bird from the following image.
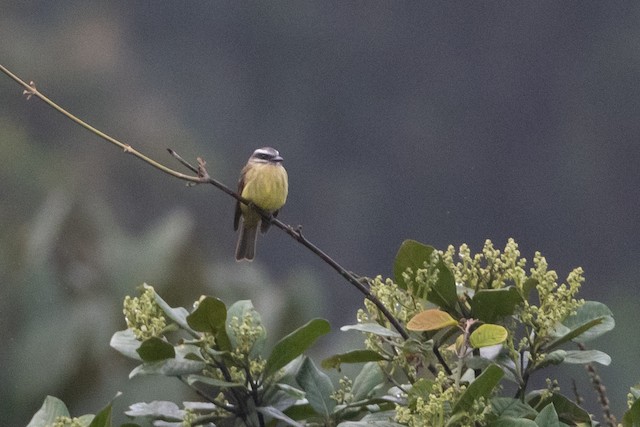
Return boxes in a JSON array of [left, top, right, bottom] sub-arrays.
[[234, 147, 289, 261]]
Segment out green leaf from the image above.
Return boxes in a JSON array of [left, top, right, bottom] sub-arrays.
[[393, 240, 435, 290], [129, 358, 207, 378], [125, 401, 184, 420], [86, 392, 122, 427], [534, 350, 565, 369], [490, 418, 538, 426], [622, 395, 640, 427], [136, 337, 175, 361], [295, 356, 336, 418], [321, 350, 386, 369], [264, 318, 330, 378], [110, 329, 142, 361], [560, 301, 615, 343], [469, 324, 508, 348], [186, 374, 244, 388], [526, 392, 591, 424], [257, 406, 304, 427], [407, 309, 457, 331], [338, 410, 404, 426], [562, 349, 611, 366], [27, 396, 70, 427], [186, 296, 232, 351], [471, 287, 523, 323], [351, 362, 385, 401], [88, 397, 117, 427], [187, 296, 227, 333], [427, 259, 458, 311], [226, 300, 266, 357], [451, 364, 504, 415], [534, 403, 560, 427], [547, 301, 614, 350], [146, 284, 193, 332], [491, 397, 538, 419], [340, 323, 401, 338]]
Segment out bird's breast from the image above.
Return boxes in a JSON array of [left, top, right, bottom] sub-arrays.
[[241, 163, 288, 212]]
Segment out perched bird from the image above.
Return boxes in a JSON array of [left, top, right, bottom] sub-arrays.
[[234, 147, 288, 261]]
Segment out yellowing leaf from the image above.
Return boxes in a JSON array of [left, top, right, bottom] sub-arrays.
[[407, 309, 457, 331], [469, 324, 508, 348]]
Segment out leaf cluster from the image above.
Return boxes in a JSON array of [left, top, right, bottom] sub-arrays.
[[28, 239, 630, 427]]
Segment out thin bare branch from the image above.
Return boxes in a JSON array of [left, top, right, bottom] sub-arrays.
[[0, 64, 410, 341]]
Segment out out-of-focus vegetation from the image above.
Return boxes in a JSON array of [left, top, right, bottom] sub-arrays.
[[3, 2, 640, 425]]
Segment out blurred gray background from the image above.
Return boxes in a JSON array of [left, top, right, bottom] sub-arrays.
[[2, 2, 639, 425]]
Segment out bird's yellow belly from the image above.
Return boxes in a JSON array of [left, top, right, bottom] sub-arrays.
[[241, 164, 288, 212]]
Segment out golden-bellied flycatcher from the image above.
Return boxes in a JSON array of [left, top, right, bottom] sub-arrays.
[[234, 147, 288, 261]]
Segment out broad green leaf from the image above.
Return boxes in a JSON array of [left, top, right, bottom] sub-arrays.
[[187, 296, 227, 334], [560, 301, 614, 343], [284, 403, 321, 422], [186, 374, 244, 388], [351, 362, 385, 401], [427, 259, 458, 311], [129, 358, 206, 378], [146, 284, 192, 332], [340, 323, 401, 338], [264, 318, 330, 378], [125, 401, 184, 420], [27, 396, 70, 427], [257, 406, 304, 427], [534, 403, 560, 427], [321, 350, 386, 369], [491, 397, 538, 419], [471, 288, 523, 323], [562, 349, 611, 366], [393, 240, 434, 290], [295, 357, 336, 418], [469, 324, 508, 348], [87, 392, 122, 427], [407, 309, 457, 331], [338, 410, 404, 426], [547, 301, 614, 350], [526, 392, 591, 424], [547, 320, 602, 351], [136, 337, 175, 361], [110, 329, 142, 361], [490, 418, 538, 426], [88, 399, 115, 427], [451, 364, 504, 415], [186, 296, 232, 351], [622, 396, 640, 427], [534, 350, 565, 369]]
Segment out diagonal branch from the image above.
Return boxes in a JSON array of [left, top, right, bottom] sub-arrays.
[[0, 64, 410, 341]]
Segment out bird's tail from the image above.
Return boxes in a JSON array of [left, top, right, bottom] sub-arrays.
[[235, 223, 258, 261]]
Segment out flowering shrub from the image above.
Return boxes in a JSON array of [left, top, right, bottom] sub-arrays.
[[29, 239, 630, 427]]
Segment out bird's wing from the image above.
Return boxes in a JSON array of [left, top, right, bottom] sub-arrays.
[[233, 170, 246, 231]]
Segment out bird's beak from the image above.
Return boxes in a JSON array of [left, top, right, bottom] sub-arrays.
[[273, 155, 284, 162]]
